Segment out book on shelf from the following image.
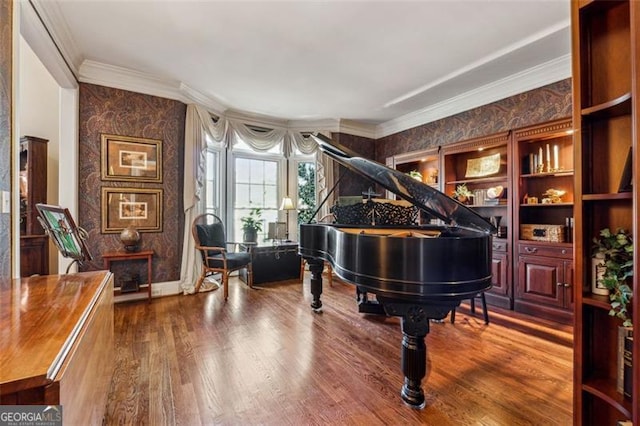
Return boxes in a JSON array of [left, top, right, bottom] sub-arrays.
[[617, 326, 633, 394], [623, 334, 633, 399]]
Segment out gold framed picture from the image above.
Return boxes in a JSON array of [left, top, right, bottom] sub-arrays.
[[101, 134, 162, 183], [101, 187, 163, 233]]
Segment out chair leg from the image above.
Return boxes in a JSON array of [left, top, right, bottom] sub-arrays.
[[194, 273, 205, 294], [450, 308, 456, 324], [470, 297, 476, 314], [481, 292, 489, 325], [300, 259, 306, 282], [223, 273, 229, 300], [247, 263, 253, 288], [326, 263, 333, 287]]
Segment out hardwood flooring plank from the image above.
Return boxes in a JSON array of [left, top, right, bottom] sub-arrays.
[[104, 275, 572, 425]]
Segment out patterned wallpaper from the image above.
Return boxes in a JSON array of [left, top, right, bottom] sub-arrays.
[[331, 133, 377, 197], [0, 0, 12, 279], [376, 79, 572, 162], [78, 83, 186, 284]]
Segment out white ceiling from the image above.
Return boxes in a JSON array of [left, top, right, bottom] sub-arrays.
[[25, 0, 572, 138]]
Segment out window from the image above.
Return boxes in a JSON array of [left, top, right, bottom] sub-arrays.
[[203, 132, 319, 243], [232, 154, 282, 242]]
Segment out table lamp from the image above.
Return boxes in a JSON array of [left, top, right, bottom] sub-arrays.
[[279, 196, 296, 240]]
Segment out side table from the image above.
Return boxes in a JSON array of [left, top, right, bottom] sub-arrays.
[[102, 249, 154, 302]]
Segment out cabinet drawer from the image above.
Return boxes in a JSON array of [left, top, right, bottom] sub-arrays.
[[518, 242, 572, 259], [492, 240, 508, 252]]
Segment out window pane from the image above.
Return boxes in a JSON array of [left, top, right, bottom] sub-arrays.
[[264, 161, 277, 184], [298, 161, 316, 224], [236, 158, 251, 184], [205, 149, 220, 216]]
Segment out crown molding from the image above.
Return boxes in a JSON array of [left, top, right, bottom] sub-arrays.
[[337, 120, 377, 139], [29, 0, 83, 72], [178, 83, 228, 115], [79, 60, 186, 101], [78, 60, 231, 113], [376, 54, 571, 139], [18, 1, 78, 88], [286, 118, 340, 133]]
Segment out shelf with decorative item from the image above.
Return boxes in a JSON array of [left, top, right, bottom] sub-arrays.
[[520, 170, 574, 179], [446, 175, 508, 185]]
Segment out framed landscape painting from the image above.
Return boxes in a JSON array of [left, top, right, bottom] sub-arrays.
[[101, 134, 162, 183]]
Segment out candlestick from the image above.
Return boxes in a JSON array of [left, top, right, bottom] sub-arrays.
[[546, 144, 551, 172], [553, 144, 559, 171], [538, 147, 543, 173]]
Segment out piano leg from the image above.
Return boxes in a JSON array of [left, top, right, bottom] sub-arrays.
[[307, 258, 324, 312], [380, 299, 458, 409]]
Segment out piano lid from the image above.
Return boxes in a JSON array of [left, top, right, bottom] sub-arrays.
[[312, 133, 495, 234]]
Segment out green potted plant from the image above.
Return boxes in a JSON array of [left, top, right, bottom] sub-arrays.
[[407, 170, 423, 181], [453, 184, 474, 204], [592, 227, 633, 327], [241, 208, 263, 243]]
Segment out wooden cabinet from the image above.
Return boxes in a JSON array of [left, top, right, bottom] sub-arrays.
[[490, 239, 510, 303], [515, 242, 573, 322], [571, 0, 639, 423], [512, 119, 574, 323], [441, 132, 512, 309], [19, 136, 49, 276]]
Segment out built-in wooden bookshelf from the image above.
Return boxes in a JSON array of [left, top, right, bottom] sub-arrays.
[[571, 0, 639, 423], [441, 132, 512, 309], [512, 118, 574, 324]]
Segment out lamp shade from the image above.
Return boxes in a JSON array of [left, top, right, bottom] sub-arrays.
[[279, 197, 295, 210]]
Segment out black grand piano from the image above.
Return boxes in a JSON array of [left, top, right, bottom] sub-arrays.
[[299, 134, 495, 408]]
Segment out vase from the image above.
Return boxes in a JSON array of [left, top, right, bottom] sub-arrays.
[[243, 229, 258, 243], [591, 253, 609, 295], [120, 225, 141, 252]]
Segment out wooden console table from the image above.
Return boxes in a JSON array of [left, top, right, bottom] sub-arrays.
[[102, 249, 154, 302], [0, 271, 114, 425]]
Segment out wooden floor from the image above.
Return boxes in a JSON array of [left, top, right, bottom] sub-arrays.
[[104, 274, 573, 425]]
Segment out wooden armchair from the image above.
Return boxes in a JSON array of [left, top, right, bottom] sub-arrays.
[[191, 213, 253, 299]]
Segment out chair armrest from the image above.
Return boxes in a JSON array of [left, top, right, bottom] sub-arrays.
[[226, 241, 253, 252], [197, 245, 226, 256]]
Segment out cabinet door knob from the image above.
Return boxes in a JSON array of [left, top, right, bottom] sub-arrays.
[[557, 282, 563, 286], [525, 247, 537, 254], [564, 283, 571, 288]]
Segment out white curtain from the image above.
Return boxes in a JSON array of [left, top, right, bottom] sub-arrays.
[[179, 104, 226, 294], [315, 131, 334, 221], [228, 120, 288, 155]]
